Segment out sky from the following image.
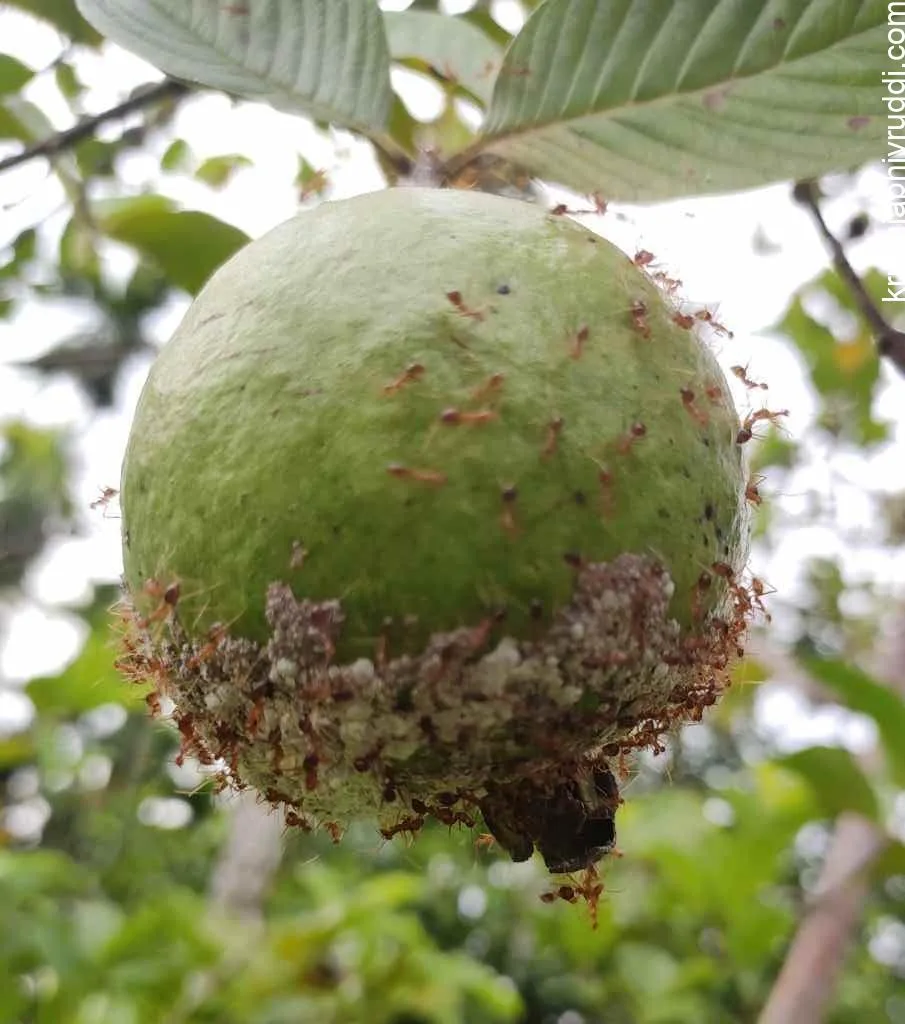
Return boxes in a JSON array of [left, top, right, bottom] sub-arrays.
[[1, 0, 904, 767]]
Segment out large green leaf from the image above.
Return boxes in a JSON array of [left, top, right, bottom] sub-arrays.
[[92, 195, 248, 295], [383, 10, 501, 105], [75, 0, 392, 134], [476, 0, 886, 201], [776, 746, 880, 821], [800, 655, 905, 788]]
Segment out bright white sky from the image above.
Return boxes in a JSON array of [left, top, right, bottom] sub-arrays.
[[1, 0, 904, 763]]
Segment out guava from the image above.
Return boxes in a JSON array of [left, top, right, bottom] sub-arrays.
[[119, 187, 752, 875]]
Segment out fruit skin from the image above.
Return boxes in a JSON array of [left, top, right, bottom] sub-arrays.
[[118, 187, 752, 868], [121, 187, 746, 658]]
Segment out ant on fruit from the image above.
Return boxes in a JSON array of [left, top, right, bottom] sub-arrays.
[[730, 363, 768, 391], [383, 362, 425, 395], [541, 416, 565, 458], [694, 308, 733, 337], [380, 815, 425, 841], [679, 387, 709, 427], [745, 473, 765, 506], [139, 578, 180, 627], [386, 464, 447, 486], [471, 372, 504, 400], [629, 299, 651, 339], [570, 324, 590, 359], [90, 486, 119, 515], [633, 249, 656, 267], [440, 408, 498, 426], [736, 407, 789, 445], [672, 312, 695, 330], [500, 485, 519, 536], [446, 290, 484, 321], [613, 422, 647, 456]]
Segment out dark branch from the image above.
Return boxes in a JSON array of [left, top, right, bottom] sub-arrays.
[[793, 179, 905, 378], [0, 79, 191, 176]]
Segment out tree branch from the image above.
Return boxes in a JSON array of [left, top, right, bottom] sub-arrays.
[[0, 78, 191, 176], [793, 179, 905, 378]]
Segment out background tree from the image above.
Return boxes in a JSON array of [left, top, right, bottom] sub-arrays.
[[1, 2, 904, 1023]]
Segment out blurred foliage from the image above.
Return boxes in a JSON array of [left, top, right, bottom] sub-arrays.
[[0, 2, 904, 1023]]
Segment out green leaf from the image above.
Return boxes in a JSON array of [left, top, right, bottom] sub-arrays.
[[3, 0, 103, 45], [477, 0, 887, 201], [383, 10, 500, 105], [195, 153, 252, 188], [0, 54, 34, 96], [0, 94, 55, 145], [776, 746, 879, 821], [160, 137, 193, 172], [93, 195, 248, 295], [777, 269, 886, 446], [799, 655, 905, 788], [75, 0, 393, 134]]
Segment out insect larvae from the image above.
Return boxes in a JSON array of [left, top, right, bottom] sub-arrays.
[[679, 387, 709, 427], [383, 362, 425, 395], [439, 407, 498, 426], [386, 464, 448, 486]]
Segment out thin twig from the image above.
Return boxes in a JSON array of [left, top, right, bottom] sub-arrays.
[[0, 79, 191, 176], [793, 179, 905, 378]]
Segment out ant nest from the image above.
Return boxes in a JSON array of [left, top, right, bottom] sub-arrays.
[[120, 551, 752, 879]]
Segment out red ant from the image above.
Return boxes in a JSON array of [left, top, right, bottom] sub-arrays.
[[672, 312, 695, 330], [651, 271, 682, 294], [633, 249, 655, 267], [380, 815, 425, 841], [446, 290, 484, 321], [500, 485, 519, 536], [187, 622, 228, 670], [680, 387, 709, 427], [139, 578, 180, 627], [629, 299, 651, 338], [440, 408, 498, 426], [614, 422, 647, 456], [323, 821, 343, 843], [386, 464, 447, 486], [737, 407, 789, 444], [570, 324, 590, 359], [704, 383, 724, 405], [695, 309, 733, 337], [541, 416, 564, 458], [383, 362, 425, 395], [90, 486, 119, 513], [745, 474, 765, 506], [471, 372, 504, 400], [730, 364, 768, 391]]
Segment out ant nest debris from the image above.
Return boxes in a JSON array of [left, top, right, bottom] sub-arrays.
[[120, 550, 753, 887]]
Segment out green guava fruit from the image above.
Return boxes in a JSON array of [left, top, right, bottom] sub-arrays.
[[119, 187, 751, 874]]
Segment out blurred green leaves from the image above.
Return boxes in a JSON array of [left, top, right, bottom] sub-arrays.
[[93, 195, 249, 296]]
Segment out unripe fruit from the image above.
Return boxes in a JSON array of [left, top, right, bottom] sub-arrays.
[[120, 188, 751, 874]]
